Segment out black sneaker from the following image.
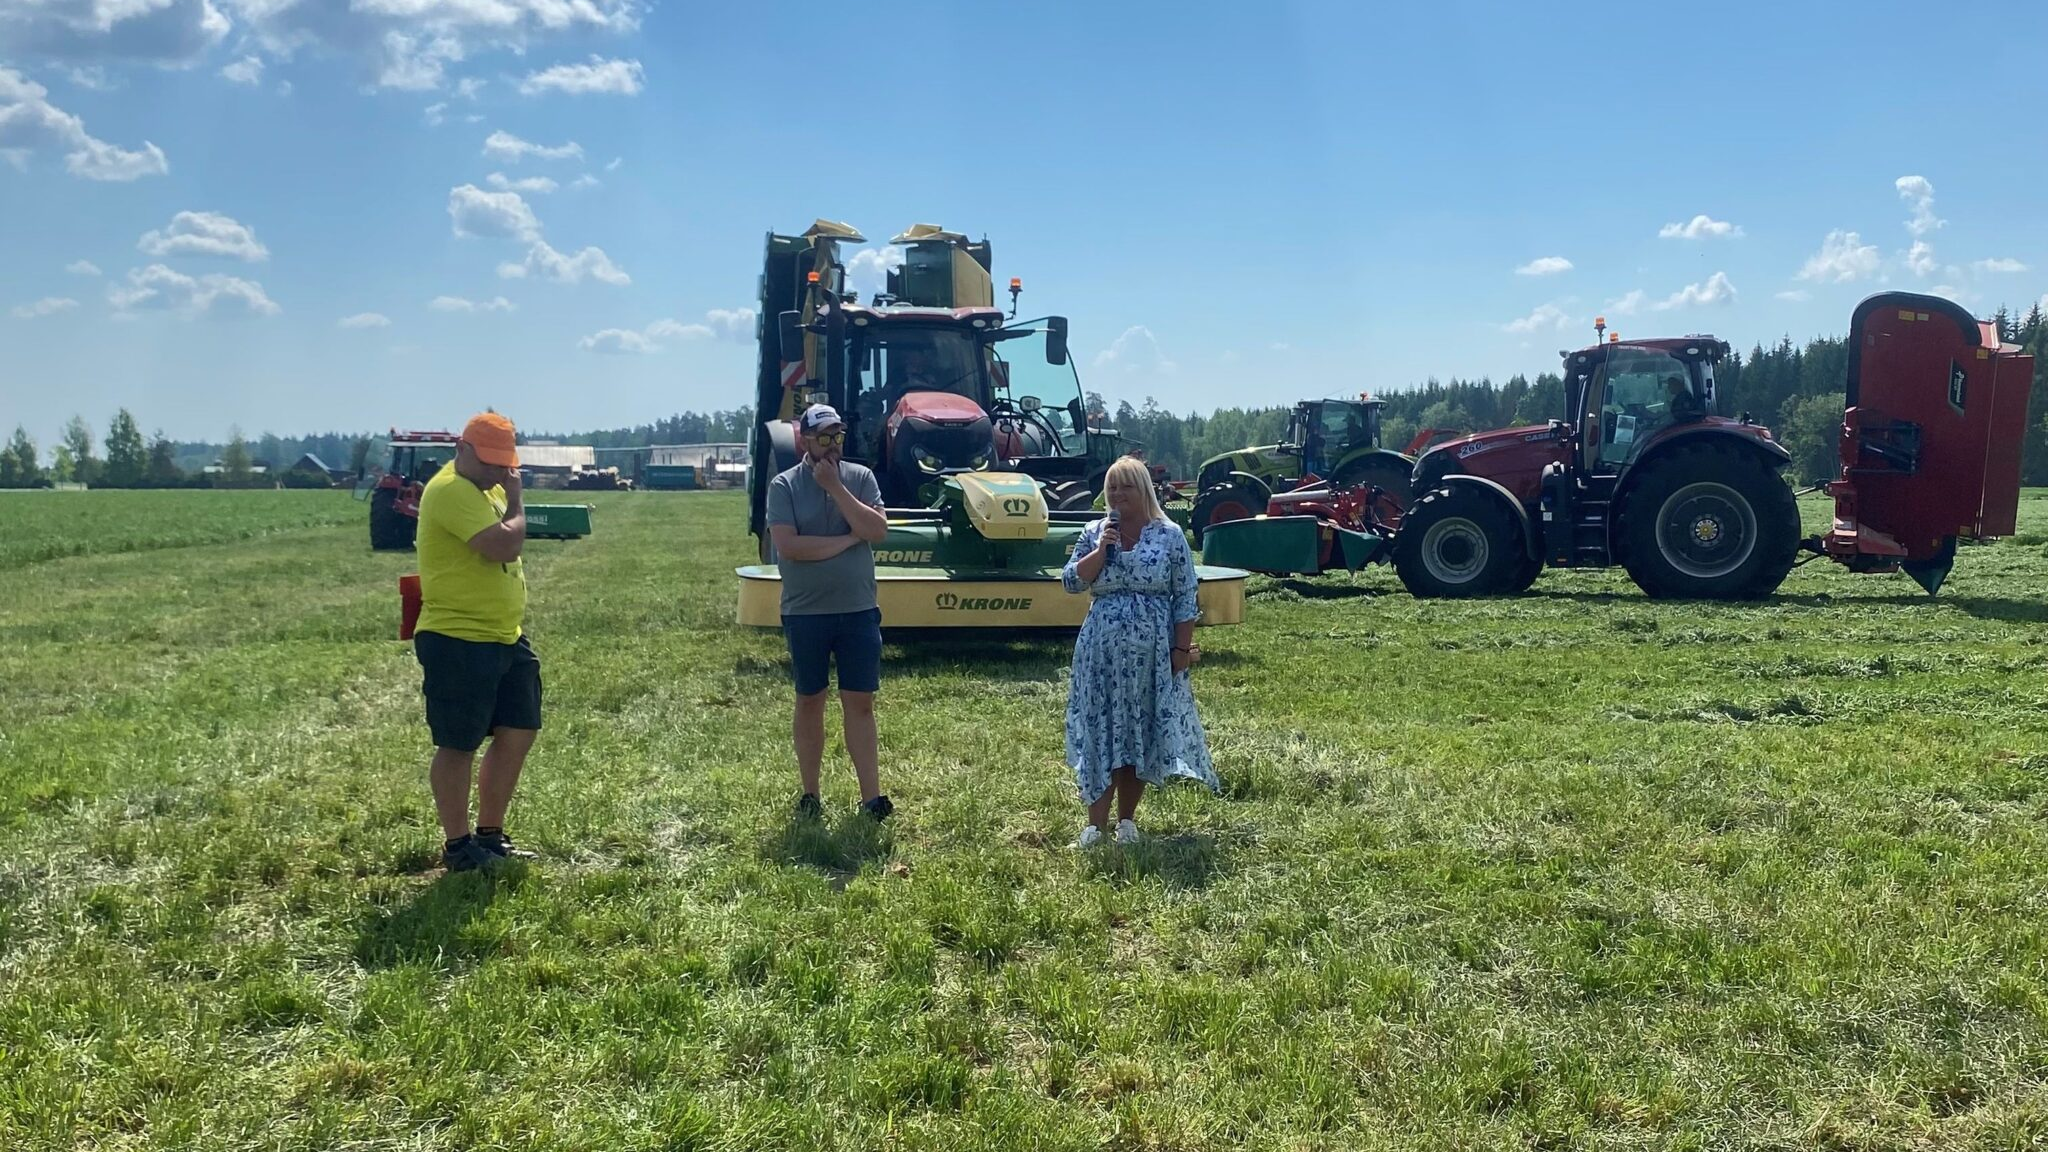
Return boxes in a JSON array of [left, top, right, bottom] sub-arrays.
[[476, 829, 536, 860], [795, 792, 823, 820], [442, 835, 494, 873], [859, 795, 894, 821]]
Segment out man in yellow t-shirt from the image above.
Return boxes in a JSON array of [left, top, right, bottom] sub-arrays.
[[413, 411, 540, 872]]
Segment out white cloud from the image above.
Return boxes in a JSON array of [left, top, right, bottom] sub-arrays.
[[584, 307, 755, 353], [423, 102, 446, 126], [428, 294, 515, 312], [220, 55, 263, 84], [65, 66, 112, 90], [1775, 289, 1811, 302], [0, 0, 229, 67], [580, 328, 658, 354], [486, 171, 557, 194], [1973, 257, 2027, 274], [1796, 230, 1880, 283], [455, 77, 486, 101], [448, 184, 541, 242], [847, 245, 905, 299], [11, 296, 78, 319], [481, 129, 582, 163], [1515, 256, 1572, 277], [1906, 241, 1937, 277], [109, 264, 279, 317], [1658, 215, 1744, 240], [496, 240, 628, 285], [0, 66, 168, 180], [605, 156, 622, 172], [517, 55, 643, 96], [1605, 290, 1646, 316], [275, 80, 291, 96], [1092, 325, 1177, 375], [1930, 284, 1962, 301], [1652, 271, 1736, 310], [1503, 303, 1571, 334], [376, 31, 463, 91], [337, 312, 391, 328], [1896, 175, 1945, 236], [65, 259, 101, 277], [0, 0, 640, 88], [137, 210, 269, 261], [569, 173, 598, 189]]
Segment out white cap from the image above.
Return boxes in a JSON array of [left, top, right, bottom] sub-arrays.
[[798, 403, 843, 432]]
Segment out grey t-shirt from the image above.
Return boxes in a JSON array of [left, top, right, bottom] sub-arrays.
[[765, 458, 885, 616]]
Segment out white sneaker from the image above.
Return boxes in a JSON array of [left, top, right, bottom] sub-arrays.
[[1114, 819, 1140, 845], [1076, 824, 1104, 848]]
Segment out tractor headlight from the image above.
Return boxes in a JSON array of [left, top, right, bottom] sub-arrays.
[[971, 453, 989, 470], [913, 445, 941, 473]]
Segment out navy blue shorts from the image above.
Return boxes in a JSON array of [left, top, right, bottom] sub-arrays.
[[783, 608, 883, 696]]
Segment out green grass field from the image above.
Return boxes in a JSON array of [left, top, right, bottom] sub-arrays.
[[4, 487, 2048, 1150]]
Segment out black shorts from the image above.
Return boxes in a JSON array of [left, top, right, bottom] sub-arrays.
[[414, 630, 543, 752], [783, 608, 882, 696]]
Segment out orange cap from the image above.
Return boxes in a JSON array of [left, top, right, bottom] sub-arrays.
[[462, 412, 519, 468]]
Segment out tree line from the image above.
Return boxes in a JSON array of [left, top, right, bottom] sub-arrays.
[[10, 302, 2044, 491]]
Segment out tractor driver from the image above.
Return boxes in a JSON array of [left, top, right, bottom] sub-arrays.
[[1661, 375, 1706, 423]]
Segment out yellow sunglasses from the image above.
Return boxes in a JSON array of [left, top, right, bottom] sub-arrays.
[[809, 430, 846, 446]]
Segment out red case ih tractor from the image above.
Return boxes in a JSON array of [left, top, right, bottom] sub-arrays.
[[363, 429, 460, 551], [1202, 292, 2034, 600]]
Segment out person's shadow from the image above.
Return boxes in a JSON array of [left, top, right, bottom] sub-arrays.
[[353, 867, 522, 969], [1081, 830, 1227, 891], [766, 812, 894, 889]]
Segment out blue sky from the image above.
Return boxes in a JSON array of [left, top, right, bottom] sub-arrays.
[[4, 0, 2045, 447]]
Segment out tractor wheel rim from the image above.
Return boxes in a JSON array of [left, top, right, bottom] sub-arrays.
[[1421, 516, 1488, 584], [1209, 500, 1254, 526], [1657, 481, 1757, 579]]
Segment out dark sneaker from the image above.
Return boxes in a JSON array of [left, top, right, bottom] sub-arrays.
[[859, 795, 894, 821], [442, 836, 494, 873], [476, 830, 536, 860], [795, 792, 823, 820]]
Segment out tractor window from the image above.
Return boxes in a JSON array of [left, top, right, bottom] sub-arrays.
[[865, 332, 984, 404], [989, 321, 1086, 457], [1595, 350, 1695, 470]]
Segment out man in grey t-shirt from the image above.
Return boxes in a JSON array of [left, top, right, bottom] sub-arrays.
[[766, 404, 894, 821]]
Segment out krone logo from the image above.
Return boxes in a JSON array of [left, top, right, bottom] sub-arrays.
[[934, 592, 1033, 611], [875, 549, 934, 563], [1001, 497, 1032, 515]]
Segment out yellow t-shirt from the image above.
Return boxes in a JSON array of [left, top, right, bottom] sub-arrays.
[[415, 461, 526, 644]]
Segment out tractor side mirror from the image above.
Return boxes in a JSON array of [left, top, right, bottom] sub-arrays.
[[1068, 397, 1086, 429], [1019, 395, 1042, 412], [1046, 316, 1069, 365], [778, 311, 803, 360]]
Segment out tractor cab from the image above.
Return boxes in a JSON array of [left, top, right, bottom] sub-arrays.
[[1288, 398, 1384, 479], [1563, 331, 1726, 475]]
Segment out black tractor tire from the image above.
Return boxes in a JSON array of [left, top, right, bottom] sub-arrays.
[[1191, 481, 1264, 549], [1050, 480, 1095, 511], [1502, 548, 1543, 594], [369, 488, 415, 551], [1392, 485, 1523, 598], [1330, 456, 1414, 514], [1616, 443, 1800, 600]]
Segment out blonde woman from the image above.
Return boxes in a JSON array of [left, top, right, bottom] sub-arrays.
[[1060, 456, 1219, 847]]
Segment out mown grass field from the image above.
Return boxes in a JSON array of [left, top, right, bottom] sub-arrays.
[[4, 487, 2048, 1151]]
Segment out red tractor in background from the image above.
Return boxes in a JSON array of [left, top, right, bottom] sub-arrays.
[[1203, 292, 2035, 600], [361, 429, 459, 551]]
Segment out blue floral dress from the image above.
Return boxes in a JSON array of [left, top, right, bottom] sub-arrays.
[[1061, 517, 1219, 805]]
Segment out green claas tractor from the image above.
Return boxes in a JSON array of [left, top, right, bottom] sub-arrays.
[[734, 219, 1249, 629], [1188, 396, 1425, 546]]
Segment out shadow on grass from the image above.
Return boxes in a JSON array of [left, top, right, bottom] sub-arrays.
[[1082, 831, 1226, 891], [353, 866, 521, 969], [1255, 578, 1388, 601], [766, 811, 893, 890]]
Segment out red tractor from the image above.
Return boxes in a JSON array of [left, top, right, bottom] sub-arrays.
[[363, 429, 459, 551], [1394, 293, 2033, 598], [1202, 292, 2035, 600]]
